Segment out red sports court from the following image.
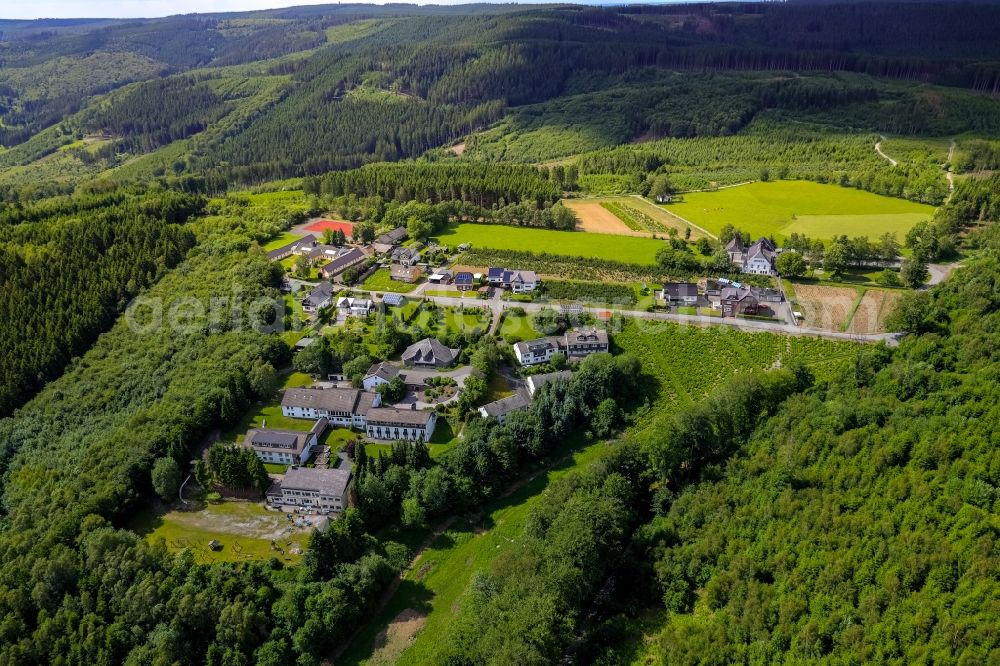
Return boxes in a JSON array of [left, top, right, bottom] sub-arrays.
[[304, 219, 354, 235]]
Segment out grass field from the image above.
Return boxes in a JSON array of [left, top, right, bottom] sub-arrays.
[[434, 223, 666, 265], [665, 180, 935, 241], [220, 372, 314, 443], [498, 312, 543, 342], [340, 320, 861, 664], [361, 268, 420, 293], [262, 231, 304, 251], [135, 500, 308, 565]]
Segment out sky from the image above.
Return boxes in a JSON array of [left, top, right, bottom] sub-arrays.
[[2, 0, 567, 21]]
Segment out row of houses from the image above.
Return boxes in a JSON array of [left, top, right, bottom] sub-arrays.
[[513, 328, 610, 366], [301, 283, 377, 316], [657, 279, 783, 317]]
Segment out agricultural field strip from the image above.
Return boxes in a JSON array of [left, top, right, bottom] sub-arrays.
[[600, 201, 669, 233]]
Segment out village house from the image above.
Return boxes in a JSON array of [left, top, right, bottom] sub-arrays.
[[526, 370, 573, 396], [301, 282, 334, 313], [401, 338, 459, 368], [319, 247, 367, 280], [363, 361, 399, 391], [513, 337, 561, 366], [659, 282, 699, 306], [390, 264, 423, 283], [266, 465, 351, 515], [244, 417, 327, 465], [337, 296, 374, 317], [427, 270, 452, 285], [564, 328, 610, 358], [365, 407, 437, 441], [372, 227, 407, 254], [454, 272, 476, 291], [281, 387, 380, 428], [727, 237, 776, 276], [720, 286, 759, 317], [487, 267, 540, 293], [381, 293, 406, 307], [267, 234, 317, 261], [390, 247, 421, 267], [478, 390, 532, 424]]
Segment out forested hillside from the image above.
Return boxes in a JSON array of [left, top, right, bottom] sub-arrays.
[[0, 190, 199, 416], [614, 246, 1000, 664], [2, 3, 999, 197], [0, 3, 998, 664]]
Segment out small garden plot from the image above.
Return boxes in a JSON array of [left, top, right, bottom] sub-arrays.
[[422, 376, 458, 403], [847, 289, 903, 334], [791, 284, 860, 331], [601, 202, 670, 233], [362, 267, 420, 293], [498, 311, 542, 342]]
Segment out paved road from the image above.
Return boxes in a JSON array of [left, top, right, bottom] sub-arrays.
[[364, 289, 900, 344], [927, 261, 961, 287]]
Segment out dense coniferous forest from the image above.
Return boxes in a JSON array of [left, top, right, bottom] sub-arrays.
[[1, 2, 999, 194], [0, 190, 199, 416]]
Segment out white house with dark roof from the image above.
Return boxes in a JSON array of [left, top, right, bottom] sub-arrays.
[[478, 390, 531, 424], [244, 417, 327, 465], [391, 246, 421, 267], [743, 238, 777, 275], [659, 282, 699, 305], [365, 407, 437, 441], [564, 328, 609, 358], [401, 338, 458, 368], [337, 296, 374, 317], [266, 465, 351, 514], [363, 361, 400, 391], [526, 370, 572, 396], [513, 337, 561, 366], [727, 236, 776, 275], [281, 388, 380, 428], [487, 267, 540, 292]]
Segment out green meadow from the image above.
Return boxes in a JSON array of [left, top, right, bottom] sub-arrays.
[[665, 180, 935, 240], [434, 223, 666, 265]]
